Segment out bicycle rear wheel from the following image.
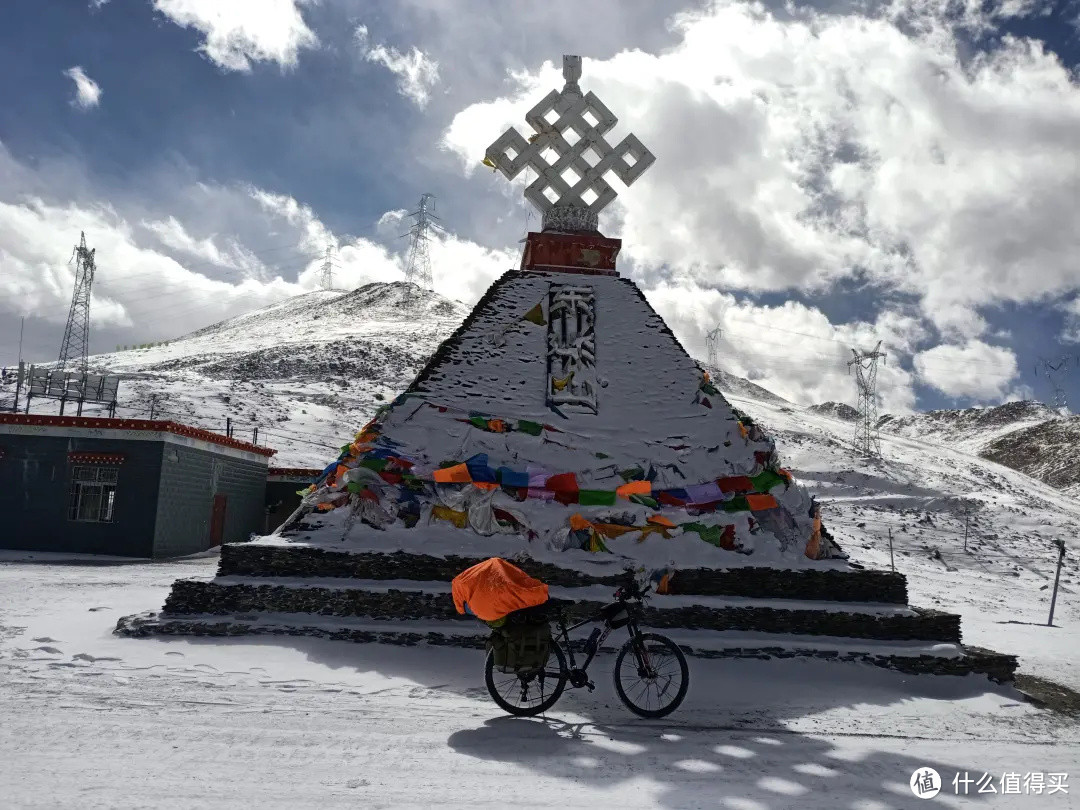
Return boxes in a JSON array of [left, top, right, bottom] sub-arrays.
[[613, 632, 689, 718], [484, 642, 568, 717]]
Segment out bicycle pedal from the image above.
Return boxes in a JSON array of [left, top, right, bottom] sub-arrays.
[[586, 681, 595, 692]]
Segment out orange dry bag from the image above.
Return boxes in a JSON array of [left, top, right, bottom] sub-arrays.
[[451, 557, 549, 623]]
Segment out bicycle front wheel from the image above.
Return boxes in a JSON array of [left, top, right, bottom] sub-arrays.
[[613, 632, 689, 718], [484, 641, 568, 717]]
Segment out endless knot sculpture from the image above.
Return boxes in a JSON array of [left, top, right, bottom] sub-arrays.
[[485, 55, 655, 232]]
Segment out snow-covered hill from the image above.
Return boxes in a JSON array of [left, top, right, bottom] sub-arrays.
[[2, 283, 470, 466], [874, 401, 1080, 498]]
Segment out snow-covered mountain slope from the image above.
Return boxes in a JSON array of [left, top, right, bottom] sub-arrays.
[[980, 415, 1080, 499], [2, 284, 470, 466], [877, 400, 1058, 453], [875, 401, 1080, 497], [807, 401, 857, 421]]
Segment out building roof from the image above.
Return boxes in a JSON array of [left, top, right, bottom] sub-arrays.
[[0, 414, 276, 458]]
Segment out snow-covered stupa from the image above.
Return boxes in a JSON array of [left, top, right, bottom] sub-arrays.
[[288, 55, 838, 574], [120, 55, 1016, 685]]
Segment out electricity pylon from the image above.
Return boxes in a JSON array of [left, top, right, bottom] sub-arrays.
[[319, 245, 335, 290], [58, 232, 96, 375], [848, 341, 887, 457], [1036, 356, 1072, 411], [401, 194, 443, 305], [705, 325, 722, 368]]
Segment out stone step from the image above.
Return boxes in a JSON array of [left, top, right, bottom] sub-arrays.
[[160, 576, 959, 643], [220, 542, 909, 604], [114, 610, 1016, 683]]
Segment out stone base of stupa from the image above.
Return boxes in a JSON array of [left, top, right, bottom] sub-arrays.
[[115, 541, 1018, 683]]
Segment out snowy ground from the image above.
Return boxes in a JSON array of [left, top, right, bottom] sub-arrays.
[[1, 552, 1078, 809]]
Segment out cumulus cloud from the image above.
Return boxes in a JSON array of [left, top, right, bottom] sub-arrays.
[[442, 1, 1080, 340], [355, 25, 440, 107], [152, 0, 318, 72], [1061, 297, 1080, 343], [643, 280, 922, 411], [913, 340, 1020, 399], [0, 141, 512, 365], [64, 66, 101, 109]]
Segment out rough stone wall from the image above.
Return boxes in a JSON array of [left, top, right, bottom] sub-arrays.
[[163, 580, 958, 642], [218, 544, 909, 603], [116, 613, 1016, 683]]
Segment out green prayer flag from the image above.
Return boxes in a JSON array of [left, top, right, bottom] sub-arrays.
[[346, 482, 364, 494], [751, 469, 786, 494], [629, 494, 659, 509], [517, 420, 543, 436], [469, 416, 488, 430], [594, 451, 610, 459], [522, 301, 546, 326], [722, 496, 750, 513], [619, 466, 645, 482], [578, 489, 617, 506], [360, 457, 388, 472]]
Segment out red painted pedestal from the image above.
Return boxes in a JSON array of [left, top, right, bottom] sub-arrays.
[[520, 231, 621, 276]]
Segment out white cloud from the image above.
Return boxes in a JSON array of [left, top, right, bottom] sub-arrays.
[[914, 340, 1019, 399], [64, 66, 101, 110], [355, 25, 440, 107], [140, 216, 264, 276], [0, 141, 512, 363], [152, 0, 318, 72], [442, 1, 1080, 340], [642, 279, 923, 411], [1061, 297, 1080, 343]]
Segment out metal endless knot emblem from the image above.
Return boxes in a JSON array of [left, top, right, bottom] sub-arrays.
[[484, 55, 655, 231]]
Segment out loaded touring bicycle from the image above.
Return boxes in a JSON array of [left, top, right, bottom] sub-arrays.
[[452, 558, 690, 718]]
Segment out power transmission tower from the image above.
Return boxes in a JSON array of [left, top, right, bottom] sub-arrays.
[[705, 325, 722, 368], [58, 232, 96, 375], [401, 194, 443, 302], [1036, 356, 1071, 411], [319, 245, 335, 290], [848, 341, 887, 457]]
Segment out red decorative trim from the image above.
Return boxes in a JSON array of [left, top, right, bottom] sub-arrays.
[[68, 452, 126, 465], [521, 231, 621, 276], [0, 414, 276, 457]]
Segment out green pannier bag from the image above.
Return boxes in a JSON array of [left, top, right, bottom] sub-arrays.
[[487, 621, 552, 674]]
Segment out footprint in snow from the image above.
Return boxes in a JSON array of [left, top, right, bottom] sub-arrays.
[[35, 646, 62, 654], [164, 651, 185, 657], [32, 637, 57, 643], [88, 606, 111, 612], [73, 653, 120, 662]]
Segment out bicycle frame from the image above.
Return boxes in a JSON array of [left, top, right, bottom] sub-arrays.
[[551, 598, 646, 678]]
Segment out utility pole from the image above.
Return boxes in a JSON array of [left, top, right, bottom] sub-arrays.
[[888, 527, 895, 573], [705, 325, 722, 369], [401, 193, 443, 305], [148, 393, 158, 420], [1035, 357, 1072, 412], [319, 245, 335, 290], [848, 341, 887, 457], [1047, 539, 1066, 627], [58, 232, 96, 375], [226, 417, 232, 438]]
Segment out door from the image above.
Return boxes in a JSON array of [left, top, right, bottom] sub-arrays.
[[209, 494, 227, 547]]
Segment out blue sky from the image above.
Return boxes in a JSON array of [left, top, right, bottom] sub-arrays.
[[1, 0, 1079, 413]]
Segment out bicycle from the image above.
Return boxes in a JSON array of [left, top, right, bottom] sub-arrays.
[[484, 578, 690, 719]]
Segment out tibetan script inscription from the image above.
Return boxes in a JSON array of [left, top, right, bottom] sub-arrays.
[[546, 285, 597, 413]]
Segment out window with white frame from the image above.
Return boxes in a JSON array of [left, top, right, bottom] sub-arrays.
[[68, 466, 118, 522]]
